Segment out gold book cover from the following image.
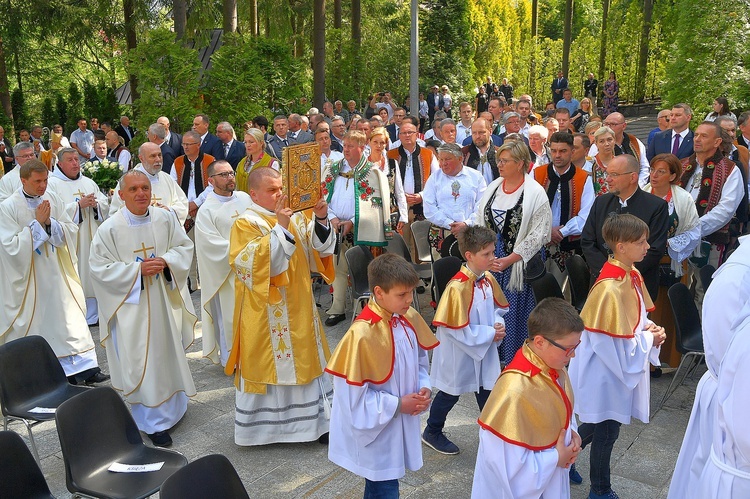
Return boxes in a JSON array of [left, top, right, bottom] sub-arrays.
[[282, 142, 322, 212]]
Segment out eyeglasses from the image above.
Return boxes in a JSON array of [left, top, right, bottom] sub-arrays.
[[497, 158, 517, 165], [182, 142, 199, 147], [603, 121, 625, 127], [545, 337, 581, 357], [210, 171, 236, 178], [606, 170, 635, 179], [649, 168, 670, 177], [16, 153, 36, 159]]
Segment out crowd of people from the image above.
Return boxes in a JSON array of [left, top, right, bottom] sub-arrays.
[[0, 74, 748, 498]]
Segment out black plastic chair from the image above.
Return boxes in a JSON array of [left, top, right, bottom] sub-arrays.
[[432, 256, 463, 304], [0, 431, 54, 499], [160, 454, 250, 499], [55, 386, 188, 499], [660, 283, 705, 409], [699, 264, 716, 292], [384, 233, 426, 307], [530, 272, 564, 303], [566, 254, 592, 311], [345, 245, 374, 323], [0, 335, 90, 465]]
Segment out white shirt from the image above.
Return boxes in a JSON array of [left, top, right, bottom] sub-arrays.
[[686, 160, 744, 238], [170, 157, 200, 202], [423, 167, 487, 229], [547, 165, 595, 238], [473, 145, 495, 186], [326, 159, 356, 222], [398, 148, 439, 195], [320, 150, 344, 177], [456, 122, 473, 144]]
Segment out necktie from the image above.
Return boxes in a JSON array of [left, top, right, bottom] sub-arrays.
[[224, 143, 230, 158], [282, 139, 288, 147], [672, 134, 680, 155]]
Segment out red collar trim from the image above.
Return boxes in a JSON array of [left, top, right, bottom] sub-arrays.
[[504, 349, 542, 377], [356, 304, 383, 324]]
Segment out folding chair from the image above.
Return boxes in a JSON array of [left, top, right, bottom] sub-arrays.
[[160, 454, 249, 499], [0, 430, 54, 499]]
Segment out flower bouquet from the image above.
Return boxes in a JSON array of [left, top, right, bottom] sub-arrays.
[[81, 159, 122, 195]]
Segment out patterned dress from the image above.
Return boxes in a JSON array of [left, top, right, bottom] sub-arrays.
[[592, 155, 610, 197], [602, 79, 619, 117], [484, 187, 538, 365]]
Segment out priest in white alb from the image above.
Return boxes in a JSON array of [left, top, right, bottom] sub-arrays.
[[109, 142, 188, 225], [90, 170, 197, 448], [0, 160, 107, 384], [47, 147, 109, 326], [227, 166, 336, 446], [0, 142, 37, 202], [195, 160, 252, 366]]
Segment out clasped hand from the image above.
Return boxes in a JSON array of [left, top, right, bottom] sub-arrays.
[[35, 200, 51, 225], [140, 257, 167, 277]]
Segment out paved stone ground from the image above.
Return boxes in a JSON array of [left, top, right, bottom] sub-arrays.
[[16, 113, 699, 498]]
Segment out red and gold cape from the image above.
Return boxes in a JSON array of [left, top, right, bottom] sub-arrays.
[[432, 266, 509, 329]]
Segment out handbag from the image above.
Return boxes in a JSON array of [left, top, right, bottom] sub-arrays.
[[524, 250, 546, 282]]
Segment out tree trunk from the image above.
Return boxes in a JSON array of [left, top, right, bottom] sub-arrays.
[[0, 37, 14, 134], [562, 0, 573, 77], [123, 0, 139, 101], [351, 0, 361, 100], [529, 0, 538, 102], [333, 0, 342, 101], [265, 1, 271, 37], [249, 0, 258, 36], [174, 0, 187, 40], [634, 0, 653, 103], [295, 12, 305, 58], [222, 0, 237, 33], [313, 0, 326, 108], [531, 0, 538, 37], [598, 0, 609, 83]]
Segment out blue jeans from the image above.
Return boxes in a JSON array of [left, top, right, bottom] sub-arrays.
[[364, 478, 399, 498], [425, 388, 492, 433], [578, 420, 622, 495]]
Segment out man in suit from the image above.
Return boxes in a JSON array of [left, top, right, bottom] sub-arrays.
[[551, 70, 569, 105], [157, 116, 182, 158], [582, 154, 669, 300], [192, 114, 222, 159], [148, 123, 176, 174], [0, 126, 14, 173], [288, 114, 313, 143], [215, 122, 245, 170], [385, 107, 407, 143], [737, 111, 750, 150], [114, 116, 136, 147], [426, 85, 443, 126], [266, 115, 297, 160], [646, 103, 694, 161]]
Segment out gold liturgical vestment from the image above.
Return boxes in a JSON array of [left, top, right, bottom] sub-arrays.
[[326, 300, 439, 385], [478, 342, 574, 450], [227, 207, 335, 394], [581, 257, 655, 338], [432, 266, 508, 329]]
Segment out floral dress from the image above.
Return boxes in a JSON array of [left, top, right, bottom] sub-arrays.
[[602, 79, 619, 117], [484, 185, 537, 365], [592, 155, 610, 197]]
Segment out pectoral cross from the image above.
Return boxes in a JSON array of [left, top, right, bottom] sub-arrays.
[[231, 210, 241, 219], [74, 189, 86, 201], [134, 242, 156, 286], [150, 194, 162, 205]]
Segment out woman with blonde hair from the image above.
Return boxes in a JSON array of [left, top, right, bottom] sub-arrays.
[[235, 127, 278, 193], [368, 127, 407, 231], [467, 139, 552, 365], [572, 97, 594, 132], [591, 126, 616, 196]]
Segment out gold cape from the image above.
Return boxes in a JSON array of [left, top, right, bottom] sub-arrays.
[[478, 342, 574, 450], [432, 266, 509, 329], [580, 258, 655, 338], [325, 299, 439, 385], [226, 209, 335, 393]]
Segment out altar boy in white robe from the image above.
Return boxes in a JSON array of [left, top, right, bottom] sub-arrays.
[[90, 170, 197, 447], [108, 142, 189, 225], [326, 253, 439, 498], [472, 298, 582, 499], [567, 214, 666, 499], [47, 147, 109, 326], [0, 160, 106, 384], [195, 160, 252, 366]]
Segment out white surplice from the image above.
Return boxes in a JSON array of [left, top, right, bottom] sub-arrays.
[[431, 274, 507, 395], [0, 167, 21, 202], [194, 190, 253, 365], [89, 206, 197, 433], [48, 169, 109, 324], [668, 236, 750, 498], [568, 284, 661, 424], [108, 165, 189, 225], [0, 188, 97, 376], [328, 318, 431, 482]]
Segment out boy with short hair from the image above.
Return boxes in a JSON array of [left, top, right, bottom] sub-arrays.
[[568, 213, 666, 499], [472, 297, 583, 498], [326, 253, 439, 498], [423, 226, 509, 455]]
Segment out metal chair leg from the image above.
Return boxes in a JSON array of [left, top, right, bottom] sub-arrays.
[[659, 352, 699, 410], [22, 419, 42, 466]]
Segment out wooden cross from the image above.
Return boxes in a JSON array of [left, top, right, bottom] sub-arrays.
[[231, 210, 241, 219], [150, 194, 162, 205]]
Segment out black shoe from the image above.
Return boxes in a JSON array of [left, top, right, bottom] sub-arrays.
[[416, 286, 426, 294], [569, 463, 583, 484], [85, 371, 111, 385], [325, 314, 346, 326], [148, 430, 172, 447], [318, 432, 329, 444], [651, 367, 663, 378]]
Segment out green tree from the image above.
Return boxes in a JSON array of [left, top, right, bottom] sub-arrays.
[[421, 0, 475, 94], [11, 88, 28, 134], [41, 97, 55, 129], [55, 93, 68, 129], [66, 82, 83, 133], [129, 28, 202, 146], [83, 81, 100, 121]]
